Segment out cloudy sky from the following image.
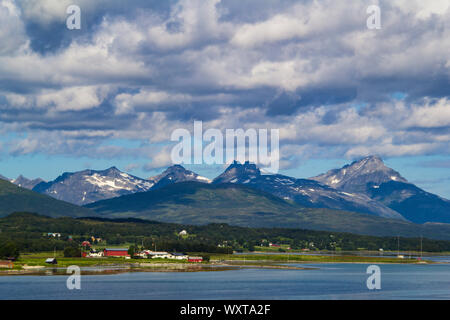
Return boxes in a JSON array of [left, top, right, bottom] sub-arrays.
[[0, 0, 449, 197]]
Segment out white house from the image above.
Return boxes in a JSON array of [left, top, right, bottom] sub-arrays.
[[171, 253, 188, 260], [87, 251, 104, 258], [143, 251, 173, 259]]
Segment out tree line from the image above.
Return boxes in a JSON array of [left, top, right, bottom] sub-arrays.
[[1, 212, 450, 255]]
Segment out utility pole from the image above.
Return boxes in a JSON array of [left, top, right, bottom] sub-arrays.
[[420, 236, 423, 259]]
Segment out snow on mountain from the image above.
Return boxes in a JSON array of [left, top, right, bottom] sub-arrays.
[[311, 155, 450, 223], [148, 165, 211, 190], [311, 155, 407, 194], [213, 161, 405, 220], [11, 175, 45, 190], [33, 167, 154, 205]]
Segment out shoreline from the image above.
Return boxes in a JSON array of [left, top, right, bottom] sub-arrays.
[[0, 258, 437, 276], [0, 261, 316, 276]]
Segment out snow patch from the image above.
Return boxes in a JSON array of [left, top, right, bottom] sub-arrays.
[[196, 176, 211, 183], [330, 178, 340, 184]]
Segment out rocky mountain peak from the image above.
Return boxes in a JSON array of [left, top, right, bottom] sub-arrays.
[[32, 167, 154, 205], [311, 155, 407, 193], [12, 175, 45, 190], [149, 165, 211, 189], [213, 161, 261, 184]]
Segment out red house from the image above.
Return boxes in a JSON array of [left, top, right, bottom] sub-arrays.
[[269, 243, 280, 247], [188, 257, 203, 263], [103, 248, 129, 257]]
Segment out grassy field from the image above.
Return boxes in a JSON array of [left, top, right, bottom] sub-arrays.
[[13, 251, 194, 269], [7, 249, 432, 272]]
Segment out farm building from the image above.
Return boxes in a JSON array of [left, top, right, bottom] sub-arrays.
[[188, 257, 203, 263], [0, 261, 13, 269], [145, 251, 172, 259], [171, 253, 188, 260], [45, 258, 57, 264], [103, 248, 129, 257]]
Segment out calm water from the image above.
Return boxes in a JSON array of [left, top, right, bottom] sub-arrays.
[[1, 263, 450, 300]]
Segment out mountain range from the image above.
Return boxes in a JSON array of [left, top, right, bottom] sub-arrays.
[[0, 174, 44, 190], [311, 156, 450, 224], [1, 155, 449, 238], [29, 165, 211, 206], [212, 160, 404, 220], [84, 180, 450, 240], [32, 167, 155, 205], [12, 175, 45, 190]]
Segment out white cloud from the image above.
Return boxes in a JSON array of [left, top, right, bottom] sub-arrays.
[[0, 0, 449, 167], [36, 86, 108, 111], [402, 98, 450, 128], [0, 0, 28, 55], [143, 146, 173, 170]]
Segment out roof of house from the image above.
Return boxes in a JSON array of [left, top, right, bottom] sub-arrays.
[[172, 252, 187, 256], [104, 248, 128, 251], [147, 251, 170, 255]]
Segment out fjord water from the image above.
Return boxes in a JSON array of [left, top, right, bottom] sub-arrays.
[[1, 263, 450, 300]]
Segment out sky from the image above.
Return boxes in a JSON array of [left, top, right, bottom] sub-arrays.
[[0, 0, 449, 198]]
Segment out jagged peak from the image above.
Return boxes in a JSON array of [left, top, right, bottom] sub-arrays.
[[311, 155, 407, 193], [213, 161, 261, 184], [103, 166, 120, 173], [225, 160, 260, 172], [164, 164, 188, 172]]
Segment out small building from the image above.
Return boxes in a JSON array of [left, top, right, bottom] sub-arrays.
[[87, 251, 104, 258], [143, 251, 172, 259], [0, 261, 14, 269], [188, 256, 203, 263], [47, 233, 61, 238], [45, 258, 57, 265], [269, 243, 281, 247], [103, 248, 129, 257], [179, 230, 188, 236], [171, 253, 188, 260]]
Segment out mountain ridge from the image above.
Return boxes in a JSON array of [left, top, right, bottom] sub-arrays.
[[148, 165, 211, 190], [213, 160, 405, 220], [311, 155, 408, 193], [12, 175, 45, 190], [85, 181, 450, 240], [310, 156, 450, 224], [33, 167, 154, 205], [0, 178, 93, 218]]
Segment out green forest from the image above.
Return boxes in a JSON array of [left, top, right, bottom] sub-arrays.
[[1, 212, 450, 259]]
